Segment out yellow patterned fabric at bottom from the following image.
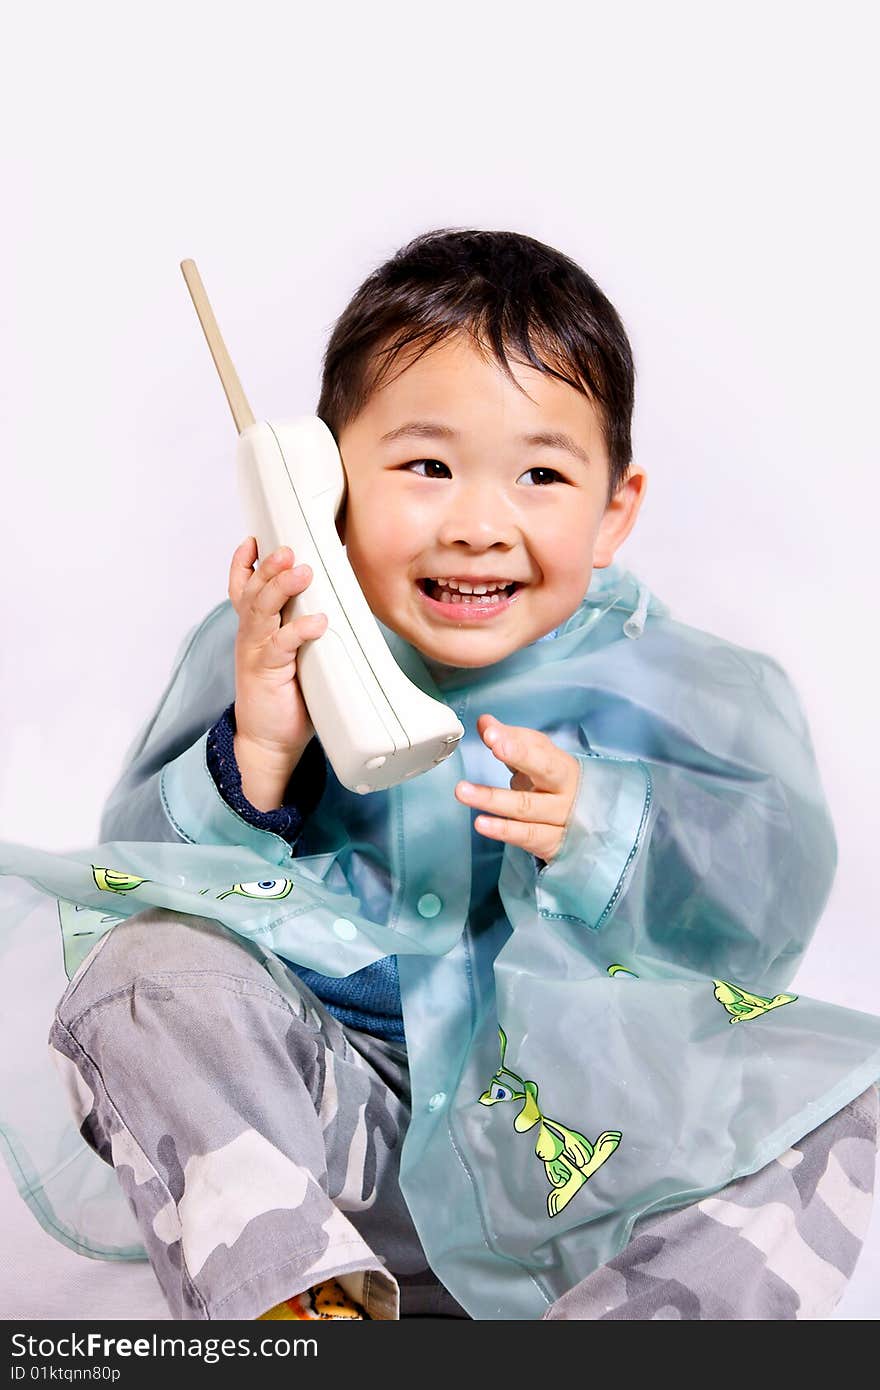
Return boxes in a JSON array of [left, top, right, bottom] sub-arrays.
[[258, 1277, 369, 1320]]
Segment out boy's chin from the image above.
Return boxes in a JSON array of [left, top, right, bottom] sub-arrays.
[[408, 628, 524, 671]]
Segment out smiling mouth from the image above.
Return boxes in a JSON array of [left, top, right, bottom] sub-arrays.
[[416, 579, 524, 605]]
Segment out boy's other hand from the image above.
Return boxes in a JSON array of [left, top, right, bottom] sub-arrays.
[[454, 715, 580, 865]]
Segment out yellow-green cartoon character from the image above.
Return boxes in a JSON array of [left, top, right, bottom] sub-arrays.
[[216, 879, 295, 901], [478, 1026, 621, 1217], [713, 978, 797, 1023], [92, 867, 149, 894]]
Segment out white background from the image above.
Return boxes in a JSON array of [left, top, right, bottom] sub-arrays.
[[1, 0, 877, 1319]]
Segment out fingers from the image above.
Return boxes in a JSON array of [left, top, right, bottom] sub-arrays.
[[229, 537, 293, 611], [455, 778, 568, 829], [466, 807, 564, 860], [476, 714, 574, 794], [229, 538, 327, 643], [455, 715, 581, 863], [228, 536, 262, 609]]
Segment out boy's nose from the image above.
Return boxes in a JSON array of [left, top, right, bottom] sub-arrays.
[[435, 482, 519, 551]]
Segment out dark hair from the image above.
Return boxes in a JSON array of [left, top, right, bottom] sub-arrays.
[[317, 228, 635, 506]]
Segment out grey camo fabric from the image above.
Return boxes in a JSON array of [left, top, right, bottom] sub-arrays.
[[545, 1084, 878, 1319], [49, 909, 878, 1320]]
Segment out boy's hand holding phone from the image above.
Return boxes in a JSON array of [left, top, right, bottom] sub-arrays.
[[228, 537, 328, 811], [455, 715, 580, 865]]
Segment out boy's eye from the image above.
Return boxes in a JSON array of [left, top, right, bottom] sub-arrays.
[[520, 467, 564, 486], [403, 460, 565, 486], [404, 458, 451, 479]]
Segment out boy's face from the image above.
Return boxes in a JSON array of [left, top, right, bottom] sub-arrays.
[[337, 333, 645, 669]]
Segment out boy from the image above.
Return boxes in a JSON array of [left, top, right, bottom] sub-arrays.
[[3, 229, 878, 1320]]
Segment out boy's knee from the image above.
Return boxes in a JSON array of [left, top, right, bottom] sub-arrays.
[[55, 908, 270, 1024]]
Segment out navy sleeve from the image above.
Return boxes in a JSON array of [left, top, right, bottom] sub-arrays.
[[205, 703, 327, 843]]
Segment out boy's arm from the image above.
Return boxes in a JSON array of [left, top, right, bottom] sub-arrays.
[[205, 702, 325, 842], [98, 600, 325, 860], [499, 636, 838, 991]]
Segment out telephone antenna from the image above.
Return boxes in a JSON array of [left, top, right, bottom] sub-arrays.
[[180, 259, 255, 434]]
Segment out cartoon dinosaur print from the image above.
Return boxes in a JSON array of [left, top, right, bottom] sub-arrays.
[[89, 866, 295, 903], [217, 878, 295, 901], [91, 867, 148, 894], [478, 1026, 621, 1217], [606, 964, 797, 1026], [713, 979, 797, 1023]]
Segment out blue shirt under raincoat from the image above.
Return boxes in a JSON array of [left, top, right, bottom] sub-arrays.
[[1, 562, 879, 1320]]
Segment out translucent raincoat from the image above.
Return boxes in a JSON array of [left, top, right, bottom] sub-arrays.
[[1, 562, 879, 1320]]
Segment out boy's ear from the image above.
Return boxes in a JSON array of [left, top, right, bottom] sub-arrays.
[[593, 468, 647, 569], [335, 498, 347, 545]]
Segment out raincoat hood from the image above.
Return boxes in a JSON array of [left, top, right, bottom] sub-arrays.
[[1, 562, 878, 1319]]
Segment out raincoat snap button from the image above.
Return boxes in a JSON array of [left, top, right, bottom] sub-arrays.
[[332, 917, 358, 940], [428, 1092, 446, 1111], [417, 893, 442, 918]]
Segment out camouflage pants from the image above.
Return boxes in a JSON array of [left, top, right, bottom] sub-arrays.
[[49, 910, 878, 1321], [545, 1084, 878, 1319]]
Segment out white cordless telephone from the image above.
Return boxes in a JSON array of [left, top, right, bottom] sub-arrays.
[[180, 259, 464, 796]]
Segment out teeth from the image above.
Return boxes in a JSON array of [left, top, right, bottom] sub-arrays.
[[438, 589, 503, 605], [422, 577, 518, 606], [431, 577, 513, 594]]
